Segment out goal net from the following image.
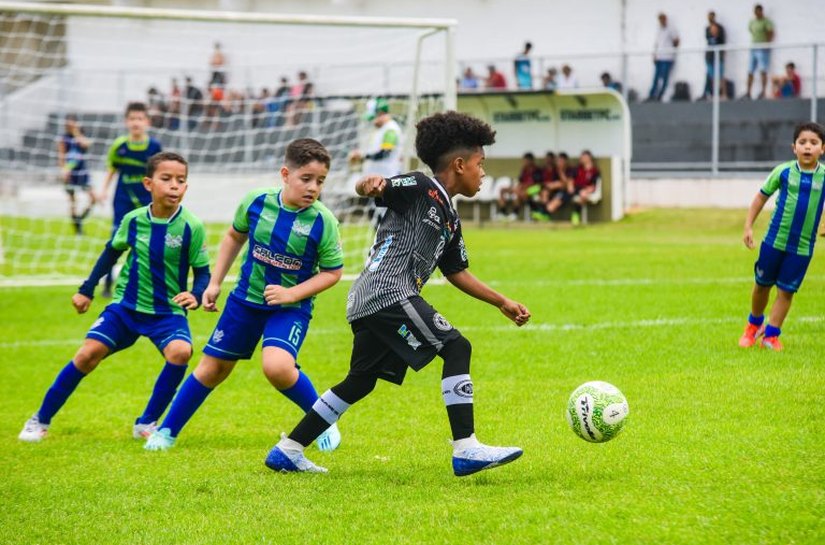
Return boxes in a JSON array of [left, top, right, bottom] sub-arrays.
[[0, 2, 455, 284]]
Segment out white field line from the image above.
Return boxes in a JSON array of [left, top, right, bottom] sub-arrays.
[[2, 315, 822, 350], [0, 273, 448, 287]]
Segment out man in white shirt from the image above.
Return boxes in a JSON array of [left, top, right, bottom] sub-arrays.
[[648, 13, 680, 101], [557, 64, 579, 89]]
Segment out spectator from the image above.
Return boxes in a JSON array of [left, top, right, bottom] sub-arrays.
[[460, 67, 480, 90], [168, 78, 181, 130], [291, 71, 311, 98], [542, 152, 576, 217], [146, 87, 166, 129], [485, 65, 507, 90], [538, 151, 565, 215], [701, 14, 727, 100], [288, 71, 312, 126], [273, 76, 290, 116], [744, 4, 774, 99], [557, 65, 578, 89], [498, 152, 542, 220], [210, 41, 227, 86], [772, 62, 801, 98], [542, 67, 558, 91], [514, 41, 533, 90], [648, 13, 680, 102], [541, 152, 557, 183], [184, 77, 204, 130], [251, 87, 270, 128], [600, 72, 623, 93]]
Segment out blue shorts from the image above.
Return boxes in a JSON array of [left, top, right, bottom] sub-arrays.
[[87, 303, 192, 355], [203, 295, 311, 361], [754, 242, 812, 293], [749, 48, 771, 74], [65, 172, 90, 194]]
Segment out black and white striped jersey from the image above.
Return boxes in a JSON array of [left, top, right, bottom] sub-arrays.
[[346, 171, 469, 322]]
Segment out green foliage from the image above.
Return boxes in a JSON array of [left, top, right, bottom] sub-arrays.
[[1, 209, 823, 545]]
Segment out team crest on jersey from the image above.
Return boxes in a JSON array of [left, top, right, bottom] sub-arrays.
[[291, 221, 312, 237], [212, 329, 224, 343], [165, 233, 183, 248], [433, 313, 452, 332], [397, 324, 421, 350]]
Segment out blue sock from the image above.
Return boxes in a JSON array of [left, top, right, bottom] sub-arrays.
[[136, 362, 187, 425], [159, 374, 213, 437], [278, 370, 319, 413], [764, 325, 781, 338], [37, 361, 87, 425], [748, 313, 765, 326]]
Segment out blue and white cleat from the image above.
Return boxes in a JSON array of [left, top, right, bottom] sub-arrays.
[[315, 423, 341, 452], [265, 445, 328, 474], [452, 444, 523, 477], [143, 427, 176, 451]]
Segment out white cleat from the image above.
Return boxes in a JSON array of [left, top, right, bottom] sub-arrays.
[[316, 422, 341, 452], [452, 444, 523, 476], [19, 414, 49, 443], [133, 421, 157, 439]]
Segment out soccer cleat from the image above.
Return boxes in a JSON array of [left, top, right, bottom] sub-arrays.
[[452, 444, 523, 477], [760, 336, 783, 351], [133, 421, 157, 439], [315, 423, 341, 452], [265, 445, 328, 474], [143, 427, 176, 451], [738, 323, 765, 348], [18, 414, 49, 443]]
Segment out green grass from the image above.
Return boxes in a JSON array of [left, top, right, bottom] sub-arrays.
[[1, 208, 823, 545]]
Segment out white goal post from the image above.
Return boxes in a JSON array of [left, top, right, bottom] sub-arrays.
[[0, 1, 456, 282]]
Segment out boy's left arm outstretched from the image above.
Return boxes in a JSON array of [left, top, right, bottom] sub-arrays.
[[446, 269, 531, 326]]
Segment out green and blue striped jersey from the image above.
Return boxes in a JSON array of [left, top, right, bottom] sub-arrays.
[[231, 188, 343, 315], [761, 160, 825, 257], [107, 135, 163, 209], [111, 205, 210, 315]]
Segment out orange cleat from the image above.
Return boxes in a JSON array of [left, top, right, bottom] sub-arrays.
[[761, 336, 783, 351], [738, 323, 765, 347]]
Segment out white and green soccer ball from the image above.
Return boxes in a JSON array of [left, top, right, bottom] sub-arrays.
[[566, 381, 629, 443]]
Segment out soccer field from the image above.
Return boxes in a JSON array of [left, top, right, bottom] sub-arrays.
[[1, 208, 823, 545]]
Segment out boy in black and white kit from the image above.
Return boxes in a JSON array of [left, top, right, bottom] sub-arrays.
[[266, 111, 531, 476]]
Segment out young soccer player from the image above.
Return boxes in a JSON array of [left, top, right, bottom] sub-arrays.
[[144, 138, 344, 452], [98, 102, 163, 297], [58, 114, 96, 235], [739, 122, 825, 351], [265, 111, 531, 476], [19, 152, 210, 442]]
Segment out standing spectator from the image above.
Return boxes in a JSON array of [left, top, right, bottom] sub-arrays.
[[168, 78, 181, 130], [648, 13, 680, 102], [514, 41, 533, 90], [542, 67, 558, 91], [146, 87, 166, 129], [702, 13, 727, 100], [745, 4, 774, 99], [460, 67, 480, 90], [209, 42, 227, 86], [600, 72, 622, 92], [772, 62, 801, 98], [485, 65, 507, 90], [288, 71, 311, 126], [557, 65, 578, 89], [184, 77, 204, 130]]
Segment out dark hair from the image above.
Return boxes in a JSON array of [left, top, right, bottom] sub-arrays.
[[786, 62, 796, 69], [755, 4, 763, 11], [125, 102, 148, 116], [415, 111, 496, 172], [523, 152, 535, 160], [558, 152, 569, 160], [65, 113, 78, 122], [793, 122, 825, 142], [146, 151, 188, 178], [285, 138, 331, 169]]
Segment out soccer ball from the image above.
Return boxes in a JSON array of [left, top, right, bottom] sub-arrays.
[[566, 381, 629, 443]]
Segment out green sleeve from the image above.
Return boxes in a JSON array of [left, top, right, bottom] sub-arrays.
[[381, 129, 399, 150], [106, 137, 123, 170], [189, 221, 210, 268], [317, 212, 344, 270], [111, 214, 132, 251], [760, 164, 785, 195], [232, 190, 261, 233]]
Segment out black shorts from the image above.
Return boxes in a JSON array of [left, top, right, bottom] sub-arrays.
[[348, 296, 462, 385]]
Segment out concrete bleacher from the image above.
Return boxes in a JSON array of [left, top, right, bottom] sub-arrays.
[[630, 97, 824, 167]]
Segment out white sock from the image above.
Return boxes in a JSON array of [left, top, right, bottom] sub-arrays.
[[452, 433, 481, 453], [278, 436, 304, 455]]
